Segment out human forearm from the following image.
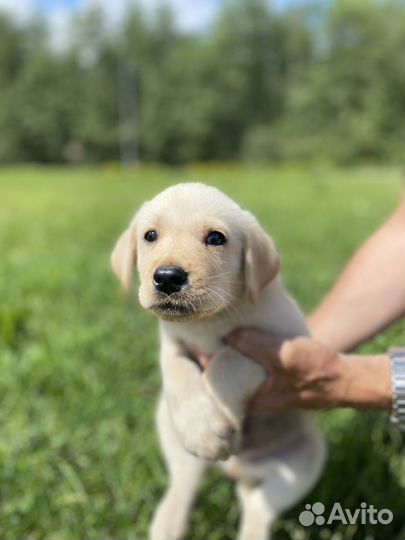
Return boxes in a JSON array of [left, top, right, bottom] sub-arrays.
[[325, 353, 391, 410], [308, 198, 405, 352]]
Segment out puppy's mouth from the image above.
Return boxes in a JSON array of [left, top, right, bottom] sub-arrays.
[[147, 285, 234, 321], [150, 297, 197, 320]]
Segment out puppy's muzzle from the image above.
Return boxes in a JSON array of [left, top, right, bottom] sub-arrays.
[[153, 265, 188, 295]]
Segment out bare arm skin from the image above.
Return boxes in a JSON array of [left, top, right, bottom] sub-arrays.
[[307, 197, 405, 352]]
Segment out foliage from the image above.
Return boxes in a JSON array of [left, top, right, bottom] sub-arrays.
[[0, 164, 403, 539], [0, 0, 403, 164]]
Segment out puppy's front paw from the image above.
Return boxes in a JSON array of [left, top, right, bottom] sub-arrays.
[[176, 397, 240, 461]]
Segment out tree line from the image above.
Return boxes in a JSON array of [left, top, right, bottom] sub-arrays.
[[0, 0, 403, 164]]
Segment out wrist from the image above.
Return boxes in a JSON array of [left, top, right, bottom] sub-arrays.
[[334, 353, 392, 410]]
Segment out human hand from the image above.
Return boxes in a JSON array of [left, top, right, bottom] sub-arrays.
[[224, 329, 343, 413]]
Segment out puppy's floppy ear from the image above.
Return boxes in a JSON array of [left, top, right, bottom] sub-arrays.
[[111, 223, 137, 291], [243, 211, 280, 303]]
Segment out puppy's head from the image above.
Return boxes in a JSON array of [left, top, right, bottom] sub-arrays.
[[111, 183, 279, 321]]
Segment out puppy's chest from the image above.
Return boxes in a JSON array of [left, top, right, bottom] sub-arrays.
[[172, 326, 221, 355], [165, 321, 229, 355]]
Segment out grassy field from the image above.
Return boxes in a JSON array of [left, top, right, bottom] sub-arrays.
[[0, 164, 403, 540]]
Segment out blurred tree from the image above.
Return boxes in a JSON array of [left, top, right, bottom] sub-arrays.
[[11, 52, 78, 161], [0, 14, 25, 82], [70, 7, 120, 161], [0, 15, 77, 161], [280, 0, 404, 163], [76, 46, 120, 161]]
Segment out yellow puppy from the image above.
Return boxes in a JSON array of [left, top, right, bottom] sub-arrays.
[[112, 183, 326, 540]]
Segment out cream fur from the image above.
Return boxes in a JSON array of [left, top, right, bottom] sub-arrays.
[[111, 183, 326, 540]]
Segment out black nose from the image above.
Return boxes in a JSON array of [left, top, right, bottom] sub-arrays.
[[153, 266, 188, 295]]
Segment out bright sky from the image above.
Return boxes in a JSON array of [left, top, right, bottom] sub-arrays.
[[0, 0, 311, 32]]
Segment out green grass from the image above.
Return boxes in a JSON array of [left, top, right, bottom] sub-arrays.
[[0, 164, 403, 540]]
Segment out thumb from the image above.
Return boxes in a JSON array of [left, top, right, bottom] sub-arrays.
[[224, 327, 284, 368]]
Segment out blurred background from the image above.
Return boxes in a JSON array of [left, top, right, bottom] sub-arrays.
[[0, 0, 404, 539], [0, 0, 403, 165]]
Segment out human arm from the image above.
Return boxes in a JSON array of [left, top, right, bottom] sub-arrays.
[[307, 197, 405, 352]]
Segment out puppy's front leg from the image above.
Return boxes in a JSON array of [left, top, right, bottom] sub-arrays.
[[203, 346, 267, 427], [161, 337, 239, 461]]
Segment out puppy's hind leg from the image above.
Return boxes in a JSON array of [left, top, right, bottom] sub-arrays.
[[150, 398, 207, 540], [236, 482, 274, 540], [236, 432, 327, 540]]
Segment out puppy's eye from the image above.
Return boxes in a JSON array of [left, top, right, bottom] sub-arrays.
[[205, 231, 226, 246], [144, 230, 158, 242]]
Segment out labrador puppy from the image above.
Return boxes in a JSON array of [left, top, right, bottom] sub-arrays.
[[111, 183, 326, 540]]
